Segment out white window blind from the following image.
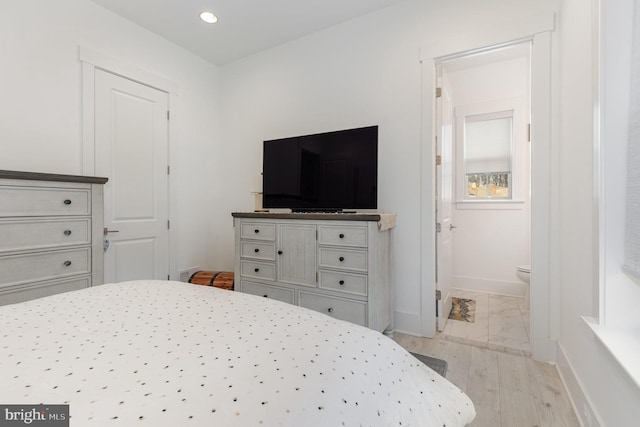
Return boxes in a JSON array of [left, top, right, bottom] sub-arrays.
[[464, 116, 512, 174], [624, 0, 640, 279]]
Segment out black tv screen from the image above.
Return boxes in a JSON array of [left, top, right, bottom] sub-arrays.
[[262, 126, 378, 211]]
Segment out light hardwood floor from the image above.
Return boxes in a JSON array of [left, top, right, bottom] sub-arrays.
[[394, 332, 580, 427]]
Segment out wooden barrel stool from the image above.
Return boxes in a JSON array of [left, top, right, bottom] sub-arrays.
[[188, 271, 234, 291]]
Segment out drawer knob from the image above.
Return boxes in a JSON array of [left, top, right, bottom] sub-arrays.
[[327, 307, 334, 313], [339, 256, 345, 262], [277, 250, 283, 255], [254, 248, 260, 253], [63, 260, 72, 267], [339, 233, 345, 238], [63, 230, 72, 236], [63, 199, 72, 205], [254, 268, 260, 272], [254, 229, 260, 233], [339, 280, 345, 285]]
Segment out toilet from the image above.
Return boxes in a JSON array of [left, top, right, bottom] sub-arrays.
[[516, 265, 531, 285]]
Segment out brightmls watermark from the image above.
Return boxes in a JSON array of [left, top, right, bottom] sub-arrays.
[[0, 405, 69, 426]]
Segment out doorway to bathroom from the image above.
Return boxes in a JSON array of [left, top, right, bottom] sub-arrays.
[[435, 41, 532, 355]]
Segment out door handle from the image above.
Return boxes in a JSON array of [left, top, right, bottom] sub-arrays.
[[450, 224, 457, 231], [103, 227, 120, 235]]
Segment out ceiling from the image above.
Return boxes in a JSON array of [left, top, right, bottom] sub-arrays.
[[90, 0, 407, 65]]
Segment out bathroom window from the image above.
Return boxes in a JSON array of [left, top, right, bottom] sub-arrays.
[[455, 97, 526, 208], [463, 112, 513, 200]]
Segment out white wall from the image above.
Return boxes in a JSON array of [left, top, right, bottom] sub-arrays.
[[217, 0, 555, 333], [217, 1, 425, 332], [0, 0, 222, 275], [447, 56, 531, 296]]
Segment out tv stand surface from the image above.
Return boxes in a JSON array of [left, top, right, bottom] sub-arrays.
[[231, 211, 386, 222], [288, 207, 363, 213], [290, 208, 342, 213]]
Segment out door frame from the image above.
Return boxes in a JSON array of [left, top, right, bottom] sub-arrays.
[[79, 47, 179, 281], [419, 13, 557, 362]]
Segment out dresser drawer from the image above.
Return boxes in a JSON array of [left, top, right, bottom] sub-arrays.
[[0, 186, 90, 217], [0, 248, 91, 288], [319, 270, 367, 297], [0, 218, 91, 253], [241, 280, 294, 304], [240, 260, 276, 281], [240, 222, 276, 241], [318, 225, 367, 247], [318, 247, 368, 272], [0, 276, 91, 306], [299, 291, 367, 327], [240, 241, 276, 261]]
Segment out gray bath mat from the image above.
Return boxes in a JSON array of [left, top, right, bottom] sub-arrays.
[[411, 352, 448, 377]]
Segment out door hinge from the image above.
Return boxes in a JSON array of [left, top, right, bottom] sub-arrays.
[[167, 110, 170, 120], [435, 87, 442, 98], [436, 223, 441, 233], [167, 220, 170, 229], [436, 155, 442, 166], [528, 123, 531, 142], [435, 290, 442, 300], [167, 165, 170, 175]]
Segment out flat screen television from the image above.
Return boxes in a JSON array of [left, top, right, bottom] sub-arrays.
[[262, 126, 378, 212]]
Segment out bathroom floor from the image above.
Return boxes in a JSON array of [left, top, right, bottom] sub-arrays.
[[440, 289, 531, 355]]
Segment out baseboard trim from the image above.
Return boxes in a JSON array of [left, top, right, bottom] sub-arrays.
[[556, 342, 602, 427], [393, 309, 422, 337], [453, 275, 527, 297]]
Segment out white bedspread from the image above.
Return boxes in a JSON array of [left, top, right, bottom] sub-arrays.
[[0, 280, 475, 426]]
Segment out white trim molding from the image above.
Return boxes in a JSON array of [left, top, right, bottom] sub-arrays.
[[556, 342, 603, 427], [584, 316, 640, 389], [419, 12, 557, 363], [419, 12, 555, 62], [79, 46, 180, 282], [79, 47, 178, 94]]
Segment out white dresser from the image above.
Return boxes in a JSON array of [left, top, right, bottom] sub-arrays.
[[0, 170, 108, 305], [232, 212, 395, 333]]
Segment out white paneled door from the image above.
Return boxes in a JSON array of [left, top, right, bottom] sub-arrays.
[[95, 69, 169, 283], [436, 71, 454, 332]]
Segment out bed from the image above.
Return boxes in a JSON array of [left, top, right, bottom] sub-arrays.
[[0, 280, 475, 426]]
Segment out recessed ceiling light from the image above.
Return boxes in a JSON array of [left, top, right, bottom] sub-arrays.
[[200, 11, 218, 24]]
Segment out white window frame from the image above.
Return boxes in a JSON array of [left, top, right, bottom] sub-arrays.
[[583, 0, 640, 389], [462, 110, 514, 200], [455, 97, 527, 209]]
